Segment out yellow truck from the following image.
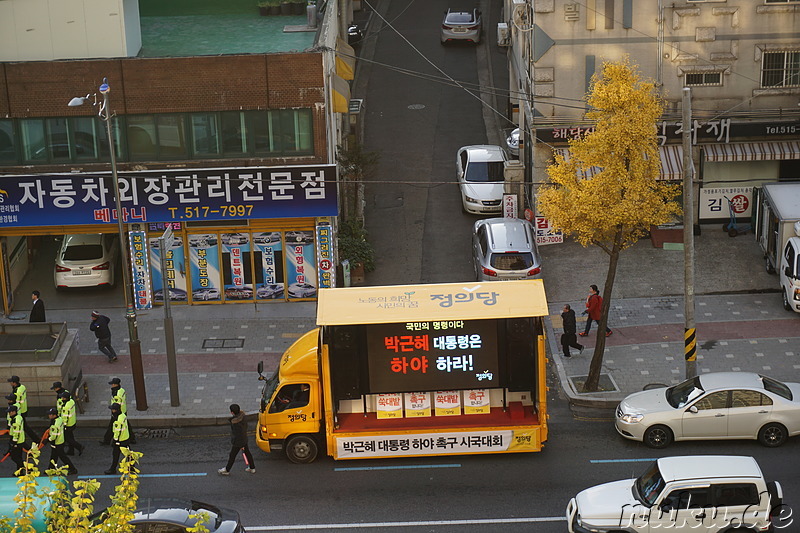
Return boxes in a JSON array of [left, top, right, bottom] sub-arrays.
[[255, 280, 550, 463]]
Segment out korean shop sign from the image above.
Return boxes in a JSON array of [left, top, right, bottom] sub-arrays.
[[0, 164, 337, 227]]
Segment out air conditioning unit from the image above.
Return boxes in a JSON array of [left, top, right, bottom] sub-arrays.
[[497, 22, 510, 47]]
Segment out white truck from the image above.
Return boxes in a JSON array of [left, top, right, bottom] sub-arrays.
[[753, 182, 800, 313]]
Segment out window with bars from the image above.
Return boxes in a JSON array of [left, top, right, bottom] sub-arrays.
[[685, 72, 723, 87], [761, 51, 800, 88]]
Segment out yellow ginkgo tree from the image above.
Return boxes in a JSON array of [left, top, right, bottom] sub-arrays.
[[537, 58, 681, 392]]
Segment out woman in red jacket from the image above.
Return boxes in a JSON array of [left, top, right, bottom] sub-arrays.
[[579, 284, 612, 337]]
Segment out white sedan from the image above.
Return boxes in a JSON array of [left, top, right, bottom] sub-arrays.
[[456, 145, 508, 215], [54, 233, 118, 289], [615, 372, 800, 448]]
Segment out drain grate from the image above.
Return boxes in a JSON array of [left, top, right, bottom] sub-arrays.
[[202, 338, 245, 349], [142, 428, 173, 439]]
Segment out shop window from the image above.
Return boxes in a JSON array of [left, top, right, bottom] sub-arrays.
[[20, 119, 47, 162], [221, 233, 254, 301], [0, 120, 17, 164], [761, 51, 800, 88], [127, 116, 158, 160], [221, 112, 247, 155], [191, 114, 220, 156], [157, 115, 188, 159], [188, 234, 222, 302], [253, 232, 285, 300]]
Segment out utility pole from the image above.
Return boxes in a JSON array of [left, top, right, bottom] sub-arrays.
[[682, 87, 697, 379]]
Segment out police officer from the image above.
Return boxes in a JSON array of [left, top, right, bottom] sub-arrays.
[[46, 407, 77, 475], [58, 390, 84, 456], [104, 403, 130, 475], [50, 381, 68, 403], [8, 376, 39, 443], [7, 404, 28, 476], [100, 378, 135, 445]]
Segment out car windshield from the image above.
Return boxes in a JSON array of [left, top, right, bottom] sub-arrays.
[[490, 253, 533, 270], [761, 374, 792, 400], [465, 161, 505, 182], [63, 244, 103, 261], [666, 376, 703, 408], [634, 461, 665, 507]]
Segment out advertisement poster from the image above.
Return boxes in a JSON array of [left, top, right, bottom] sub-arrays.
[[404, 392, 431, 418], [221, 233, 252, 300], [336, 430, 517, 458], [129, 231, 152, 310], [188, 234, 221, 302], [285, 231, 317, 299], [252, 232, 284, 300], [316, 223, 334, 289], [148, 236, 187, 302], [699, 186, 753, 221], [376, 393, 403, 419], [534, 216, 563, 246], [463, 389, 491, 415], [434, 391, 461, 417]]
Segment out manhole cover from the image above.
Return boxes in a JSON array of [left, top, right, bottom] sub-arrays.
[[407, 103, 426, 110], [569, 373, 619, 393], [202, 338, 245, 349]]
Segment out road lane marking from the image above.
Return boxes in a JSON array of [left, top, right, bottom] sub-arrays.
[[334, 463, 461, 472], [590, 458, 657, 463], [246, 516, 567, 530], [78, 473, 208, 479]]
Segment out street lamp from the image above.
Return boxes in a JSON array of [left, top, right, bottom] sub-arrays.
[[69, 78, 148, 410]]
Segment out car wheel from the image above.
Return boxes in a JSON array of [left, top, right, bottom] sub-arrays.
[[643, 425, 673, 449], [765, 256, 776, 275], [285, 434, 318, 464], [783, 291, 792, 312], [758, 422, 787, 447]]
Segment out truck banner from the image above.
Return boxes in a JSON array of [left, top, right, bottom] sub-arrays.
[[335, 428, 540, 458]]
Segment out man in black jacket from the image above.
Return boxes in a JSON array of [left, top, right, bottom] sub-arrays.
[[30, 291, 46, 322], [560, 304, 584, 358], [217, 404, 255, 475], [89, 311, 118, 362]]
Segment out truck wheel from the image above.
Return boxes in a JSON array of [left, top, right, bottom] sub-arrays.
[[766, 256, 775, 275], [783, 291, 793, 312], [285, 435, 318, 464], [643, 425, 673, 449], [758, 423, 787, 447]]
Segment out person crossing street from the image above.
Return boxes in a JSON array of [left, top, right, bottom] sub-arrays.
[[105, 403, 131, 475], [90, 311, 118, 362], [58, 390, 84, 456], [46, 407, 77, 475]]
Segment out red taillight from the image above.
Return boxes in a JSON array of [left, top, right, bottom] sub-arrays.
[[92, 262, 110, 271], [527, 267, 541, 277], [442, 24, 451, 29], [55, 265, 70, 273], [466, 24, 479, 30], [482, 267, 498, 277]]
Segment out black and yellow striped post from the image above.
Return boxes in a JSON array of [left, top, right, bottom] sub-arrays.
[[684, 327, 697, 362]]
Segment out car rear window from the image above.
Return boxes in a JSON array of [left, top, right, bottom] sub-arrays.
[[490, 253, 533, 271], [446, 13, 473, 23], [63, 244, 104, 261], [465, 161, 505, 182], [760, 375, 792, 400]]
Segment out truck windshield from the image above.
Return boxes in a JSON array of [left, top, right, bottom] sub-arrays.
[[634, 461, 665, 507], [261, 366, 280, 407]]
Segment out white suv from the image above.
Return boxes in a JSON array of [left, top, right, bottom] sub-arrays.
[[567, 455, 784, 533]]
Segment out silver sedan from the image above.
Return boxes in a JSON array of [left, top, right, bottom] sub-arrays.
[[615, 371, 800, 448], [440, 9, 482, 45]]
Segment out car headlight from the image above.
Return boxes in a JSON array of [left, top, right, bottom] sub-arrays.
[[464, 195, 480, 204], [620, 413, 643, 424]]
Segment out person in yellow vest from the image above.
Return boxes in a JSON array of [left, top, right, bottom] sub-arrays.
[[58, 390, 84, 456], [46, 407, 77, 475], [104, 403, 130, 475], [8, 376, 39, 443], [6, 404, 28, 476], [100, 378, 135, 445]]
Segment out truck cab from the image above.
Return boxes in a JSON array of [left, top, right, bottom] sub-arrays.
[[779, 233, 800, 312]]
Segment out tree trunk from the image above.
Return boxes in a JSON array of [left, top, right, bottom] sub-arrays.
[[582, 232, 623, 392]]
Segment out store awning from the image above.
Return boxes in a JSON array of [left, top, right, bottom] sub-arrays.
[[331, 73, 351, 114], [335, 38, 355, 81], [704, 141, 800, 162], [552, 145, 683, 180]]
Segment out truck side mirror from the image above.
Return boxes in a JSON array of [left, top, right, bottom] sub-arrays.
[[257, 361, 264, 374]]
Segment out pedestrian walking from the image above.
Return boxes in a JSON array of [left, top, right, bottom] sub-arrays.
[[46, 407, 77, 475], [104, 403, 130, 475], [58, 390, 84, 456], [89, 311, 118, 362], [5, 393, 39, 447], [8, 376, 39, 443], [100, 378, 135, 445], [560, 304, 584, 358], [6, 404, 29, 476], [579, 284, 612, 337], [217, 404, 255, 476], [29, 290, 46, 323]]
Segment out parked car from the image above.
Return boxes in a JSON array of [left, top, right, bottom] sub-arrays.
[[288, 282, 317, 298], [506, 127, 520, 158], [257, 283, 284, 299], [192, 287, 221, 301], [456, 145, 508, 214], [225, 285, 254, 300], [440, 8, 482, 45], [566, 455, 782, 533], [153, 287, 188, 301], [94, 498, 245, 533], [54, 233, 118, 289], [615, 371, 800, 449], [472, 218, 541, 281]]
